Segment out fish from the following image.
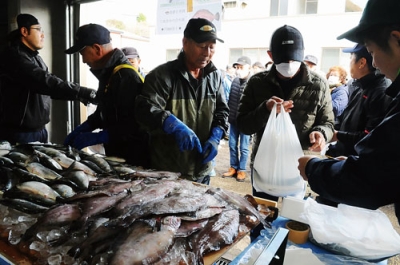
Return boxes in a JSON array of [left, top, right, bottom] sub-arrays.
[[78, 191, 128, 224], [33, 145, 66, 157], [60, 170, 90, 190], [189, 209, 240, 264], [6, 151, 30, 164], [192, 9, 220, 21], [0, 197, 49, 214], [66, 180, 141, 201], [80, 153, 113, 173], [113, 179, 181, 216], [51, 184, 77, 199], [23, 203, 82, 241], [68, 221, 134, 259], [110, 216, 180, 265], [0, 156, 14, 167], [26, 162, 63, 181], [33, 150, 63, 171], [53, 156, 97, 176], [206, 186, 271, 229], [3, 180, 61, 206], [176, 219, 209, 237]]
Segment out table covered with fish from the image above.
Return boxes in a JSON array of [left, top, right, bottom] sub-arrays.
[[0, 142, 274, 265]]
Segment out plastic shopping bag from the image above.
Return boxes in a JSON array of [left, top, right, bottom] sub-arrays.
[[300, 198, 400, 261], [253, 103, 305, 197]]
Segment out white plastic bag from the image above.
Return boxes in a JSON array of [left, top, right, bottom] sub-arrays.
[[253, 103, 305, 197], [300, 198, 400, 261]]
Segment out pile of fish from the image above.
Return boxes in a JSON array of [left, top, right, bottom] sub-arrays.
[[0, 143, 271, 265]]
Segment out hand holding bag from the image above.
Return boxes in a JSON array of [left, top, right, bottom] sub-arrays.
[[253, 103, 305, 197]]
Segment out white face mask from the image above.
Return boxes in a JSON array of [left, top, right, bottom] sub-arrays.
[[275, 61, 301, 78], [236, 69, 250, 79], [328, 75, 340, 85]]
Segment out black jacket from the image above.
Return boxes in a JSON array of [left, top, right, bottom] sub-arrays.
[[87, 48, 150, 167], [329, 73, 391, 156], [228, 75, 250, 125], [0, 41, 84, 132], [306, 75, 400, 224]]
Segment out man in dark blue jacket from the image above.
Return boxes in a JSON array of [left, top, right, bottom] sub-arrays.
[[222, 56, 252, 182], [0, 14, 96, 144], [298, 0, 400, 224]]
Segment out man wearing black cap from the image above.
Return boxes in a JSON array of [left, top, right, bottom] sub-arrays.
[[64, 23, 150, 167], [135, 18, 229, 184], [222, 56, 252, 182], [237, 25, 334, 207], [299, 0, 400, 224], [0, 14, 97, 145]]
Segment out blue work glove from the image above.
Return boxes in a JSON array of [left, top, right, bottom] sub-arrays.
[[202, 127, 224, 164], [162, 115, 202, 153], [64, 121, 92, 146], [71, 130, 109, 150]]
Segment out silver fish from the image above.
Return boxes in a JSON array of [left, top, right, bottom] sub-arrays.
[[53, 156, 97, 176], [26, 162, 63, 181]]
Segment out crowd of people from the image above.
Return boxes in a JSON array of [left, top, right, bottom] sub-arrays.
[[1, 0, 399, 239]]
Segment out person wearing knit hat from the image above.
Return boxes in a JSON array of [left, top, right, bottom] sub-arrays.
[[0, 14, 97, 145], [236, 25, 334, 238], [299, 0, 400, 225]]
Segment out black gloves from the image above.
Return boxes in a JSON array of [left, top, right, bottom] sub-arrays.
[[78, 87, 97, 105]]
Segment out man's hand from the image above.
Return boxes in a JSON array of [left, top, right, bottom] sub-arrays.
[[298, 155, 317, 181], [309, 131, 326, 152], [162, 115, 202, 153], [266, 96, 294, 113]]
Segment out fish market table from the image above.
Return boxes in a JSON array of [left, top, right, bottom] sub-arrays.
[[229, 216, 388, 265]]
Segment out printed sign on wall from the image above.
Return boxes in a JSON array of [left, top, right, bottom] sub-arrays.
[[157, 0, 222, 35]]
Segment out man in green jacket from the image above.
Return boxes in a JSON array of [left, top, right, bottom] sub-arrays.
[[135, 18, 229, 184], [237, 25, 334, 202]]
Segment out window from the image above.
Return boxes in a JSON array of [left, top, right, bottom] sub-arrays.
[[166, 49, 181, 62], [229, 48, 269, 66], [224, 1, 237, 9], [305, 0, 318, 14], [270, 0, 288, 16], [320, 48, 350, 75]]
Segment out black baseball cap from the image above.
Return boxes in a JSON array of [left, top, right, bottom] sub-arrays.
[[17, 14, 39, 29], [184, 18, 224, 43], [337, 0, 400, 42], [65, 24, 111, 54], [233, 56, 251, 67], [270, 25, 304, 64]]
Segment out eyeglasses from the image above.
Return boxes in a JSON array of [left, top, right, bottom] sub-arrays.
[[30, 27, 44, 33]]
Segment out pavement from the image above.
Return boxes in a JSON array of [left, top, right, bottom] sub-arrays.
[[210, 139, 400, 264]]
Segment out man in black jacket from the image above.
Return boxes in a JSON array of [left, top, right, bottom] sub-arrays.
[[326, 44, 391, 157], [64, 23, 150, 168], [0, 14, 96, 144]]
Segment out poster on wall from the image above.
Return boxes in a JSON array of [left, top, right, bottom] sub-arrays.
[[156, 0, 222, 35]]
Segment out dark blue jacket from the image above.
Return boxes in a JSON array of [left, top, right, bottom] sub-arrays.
[[306, 75, 400, 224], [328, 73, 391, 156], [228, 75, 250, 125]]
